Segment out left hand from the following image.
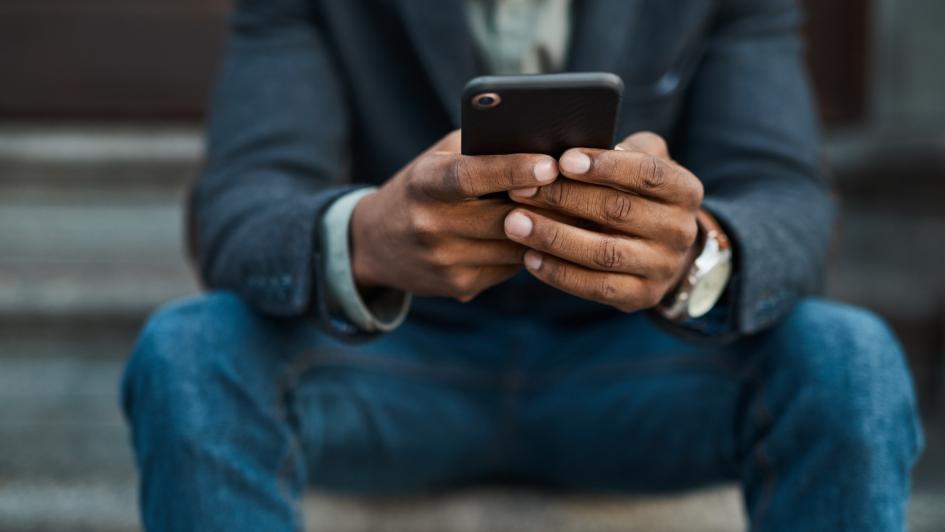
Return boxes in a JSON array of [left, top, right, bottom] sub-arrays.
[[503, 132, 704, 313]]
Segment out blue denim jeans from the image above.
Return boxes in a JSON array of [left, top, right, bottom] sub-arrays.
[[121, 292, 923, 531]]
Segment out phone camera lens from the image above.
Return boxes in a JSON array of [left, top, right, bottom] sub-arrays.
[[472, 92, 501, 109]]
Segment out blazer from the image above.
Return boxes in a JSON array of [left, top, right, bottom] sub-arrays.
[[192, 0, 834, 339]]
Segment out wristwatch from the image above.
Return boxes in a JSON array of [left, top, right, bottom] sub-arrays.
[[658, 209, 733, 321]]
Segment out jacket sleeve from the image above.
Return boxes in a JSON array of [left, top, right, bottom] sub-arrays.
[[192, 0, 364, 318], [675, 0, 836, 336]]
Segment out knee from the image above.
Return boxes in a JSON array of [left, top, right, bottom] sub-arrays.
[[762, 299, 922, 457], [121, 292, 258, 437]]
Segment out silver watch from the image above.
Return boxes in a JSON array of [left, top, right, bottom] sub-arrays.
[[658, 210, 733, 321]]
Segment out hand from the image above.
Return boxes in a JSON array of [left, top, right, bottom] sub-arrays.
[[503, 132, 704, 313], [350, 130, 559, 301]]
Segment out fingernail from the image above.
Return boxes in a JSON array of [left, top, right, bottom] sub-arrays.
[[524, 250, 543, 270], [504, 212, 533, 238], [560, 151, 591, 174], [533, 158, 557, 183]]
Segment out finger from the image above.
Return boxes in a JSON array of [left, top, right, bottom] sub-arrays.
[[440, 199, 592, 240], [522, 251, 658, 312], [504, 209, 671, 278], [421, 152, 558, 201], [431, 239, 526, 267], [440, 199, 517, 239], [616, 131, 669, 158], [524, 205, 601, 231], [557, 148, 702, 206], [510, 179, 696, 245]]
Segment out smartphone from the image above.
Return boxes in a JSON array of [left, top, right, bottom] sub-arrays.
[[461, 72, 624, 158]]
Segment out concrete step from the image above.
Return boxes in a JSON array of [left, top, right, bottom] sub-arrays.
[[0, 125, 201, 325], [0, 479, 938, 532], [825, 126, 945, 195], [0, 123, 200, 190], [0, 478, 743, 532]]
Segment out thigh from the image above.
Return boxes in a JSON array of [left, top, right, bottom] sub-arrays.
[[126, 291, 512, 494], [519, 313, 745, 492], [285, 310, 512, 493]]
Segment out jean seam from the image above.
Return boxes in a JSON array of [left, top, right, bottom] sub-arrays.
[[289, 347, 501, 388], [274, 353, 310, 532], [741, 366, 777, 532]]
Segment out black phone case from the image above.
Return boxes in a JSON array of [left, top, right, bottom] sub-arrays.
[[461, 72, 623, 158]]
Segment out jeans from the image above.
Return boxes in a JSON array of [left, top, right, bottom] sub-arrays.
[[121, 292, 923, 531]]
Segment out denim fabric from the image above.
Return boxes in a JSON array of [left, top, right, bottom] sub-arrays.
[[122, 293, 923, 531]]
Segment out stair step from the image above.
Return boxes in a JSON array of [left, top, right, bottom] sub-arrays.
[[0, 123, 201, 190], [825, 127, 945, 195], [0, 196, 199, 322]]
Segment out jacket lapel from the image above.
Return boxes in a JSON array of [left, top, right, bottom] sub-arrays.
[[394, 0, 479, 126]]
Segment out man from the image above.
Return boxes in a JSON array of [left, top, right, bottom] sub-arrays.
[[121, 0, 924, 530]]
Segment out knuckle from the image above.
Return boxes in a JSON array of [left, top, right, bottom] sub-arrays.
[[541, 259, 564, 284], [449, 159, 475, 198], [641, 132, 669, 154], [682, 219, 700, 249], [643, 283, 664, 308], [651, 253, 677, 282], [427, 245, 456, 268], [453, 279, 481, 302], [408, 210, 439, 246], [667, 219, 698, 251], [445, 269, 473, 296], [637, 156, 666, 190], [691, 178, 705, 206], [540, 182, 568, 208], [602, 192, 632, 223], [542, 223, 562, 250], [653, 134, 669, 153], [593, 237, 623, 270], [593, 277, 621, 302], [508, 159, 533, 188]]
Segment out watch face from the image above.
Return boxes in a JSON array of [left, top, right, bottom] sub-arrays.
[[687, 261, 732, 318]]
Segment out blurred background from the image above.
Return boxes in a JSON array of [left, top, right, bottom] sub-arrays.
[[1, 1, 943, 530]]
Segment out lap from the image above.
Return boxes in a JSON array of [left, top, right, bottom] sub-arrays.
[[125, 292, 516, 492], [127, 293, 912, 493]]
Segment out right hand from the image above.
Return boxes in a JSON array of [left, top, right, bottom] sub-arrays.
[[350, 130, 558, 301]]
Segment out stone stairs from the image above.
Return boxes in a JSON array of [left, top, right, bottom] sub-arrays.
[[1, 123, 942, 531]]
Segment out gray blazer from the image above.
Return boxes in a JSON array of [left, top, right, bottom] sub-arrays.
[[192, 0, 833, 339]]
